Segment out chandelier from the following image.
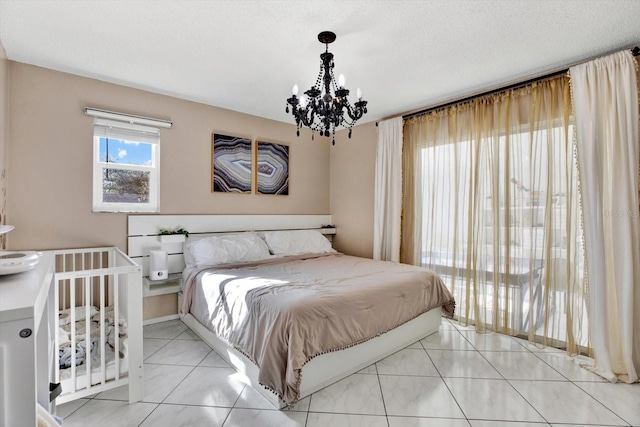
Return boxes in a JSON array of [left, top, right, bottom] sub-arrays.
[[286, 31, 368, 145]]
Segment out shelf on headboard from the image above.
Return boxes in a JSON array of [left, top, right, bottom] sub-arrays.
[[127, 214, 334, 276]]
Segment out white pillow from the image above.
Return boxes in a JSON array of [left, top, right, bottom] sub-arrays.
[[183, 241, 196, 269], [263, 229, 335, 256], [186, 233, 271, 267]]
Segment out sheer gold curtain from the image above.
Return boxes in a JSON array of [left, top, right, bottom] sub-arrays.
[[402, 76, 588, 353]]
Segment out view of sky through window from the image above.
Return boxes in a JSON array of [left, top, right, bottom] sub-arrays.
[[99, 137, 153, 166]]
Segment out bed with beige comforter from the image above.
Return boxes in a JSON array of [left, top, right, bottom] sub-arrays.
[[181, 253, 455, 404]]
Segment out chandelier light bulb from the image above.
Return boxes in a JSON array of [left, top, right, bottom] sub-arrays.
[[338, 74, 345, 88], [357, 88, 362, 100], [300, 94, 307, 107], [292, 84, 299, 96]]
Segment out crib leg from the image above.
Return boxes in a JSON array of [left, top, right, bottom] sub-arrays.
[[126, 269, 144, 404]]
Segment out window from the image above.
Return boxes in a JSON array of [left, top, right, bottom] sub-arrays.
[[92, 118, 160, 212]]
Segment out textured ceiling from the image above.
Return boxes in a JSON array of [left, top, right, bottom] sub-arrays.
[[1, 1, 640, 126]]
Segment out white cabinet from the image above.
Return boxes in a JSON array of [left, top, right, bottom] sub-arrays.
[[0, 253, 56, 427]]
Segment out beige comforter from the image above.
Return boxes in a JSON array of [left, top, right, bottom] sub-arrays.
[[181, 253, 455, 404]]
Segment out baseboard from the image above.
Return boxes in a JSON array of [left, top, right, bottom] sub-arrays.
[[143, 314, 179, 325]]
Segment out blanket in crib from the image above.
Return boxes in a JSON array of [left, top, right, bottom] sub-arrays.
[[58, 305, 127, 369]]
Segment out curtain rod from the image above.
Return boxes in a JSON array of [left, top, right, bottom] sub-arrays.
[[85, 107, 173, 128], [402, 46, 640, 121]]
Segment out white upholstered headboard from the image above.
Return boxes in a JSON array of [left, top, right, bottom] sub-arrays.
[[127, 214, 334, 276]]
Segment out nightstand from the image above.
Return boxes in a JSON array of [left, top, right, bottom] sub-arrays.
[[143, 273, 182, 297]]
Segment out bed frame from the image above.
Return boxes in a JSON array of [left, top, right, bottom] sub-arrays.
[[127, 214, 441, 409]]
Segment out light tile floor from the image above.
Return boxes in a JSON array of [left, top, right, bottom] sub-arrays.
[[57, 318, 640, 427]]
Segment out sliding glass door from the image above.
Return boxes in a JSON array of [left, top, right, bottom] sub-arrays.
[[403, 77, 588, 354]]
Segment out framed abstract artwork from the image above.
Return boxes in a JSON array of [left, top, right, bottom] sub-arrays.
[[211, 133, 252, 193], [255, 141, 289, 195]]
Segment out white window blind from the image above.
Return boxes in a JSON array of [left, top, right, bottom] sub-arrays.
[[93, 118, 160, 144]]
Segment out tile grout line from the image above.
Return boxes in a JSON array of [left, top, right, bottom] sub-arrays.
[[222, 383, 248, 426], [165, 327, 238, 413], [528, 349, 590, 383], [478, 334, 626, 424], [422, 338, 471, 425], [559, 381, 632, 426], [135, 403, 161, 427], [144, 323, 221, 424], [304, 394, 311, 427], [473, 341, 551, 425], [57, 398, 91, 419], [142, 337, 172, 362], [373, 363, 391, 427], [437, 322, 565, 425], [137, 329, 205, 426]]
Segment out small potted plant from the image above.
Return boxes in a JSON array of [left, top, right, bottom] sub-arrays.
[[158, 227, 189, 243]]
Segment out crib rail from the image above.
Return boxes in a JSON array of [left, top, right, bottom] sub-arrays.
[[51, 247, 142, 404]]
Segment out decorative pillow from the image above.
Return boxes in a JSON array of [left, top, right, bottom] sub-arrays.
[[186, 233, 271, 267], [263, 229, 336, 256]]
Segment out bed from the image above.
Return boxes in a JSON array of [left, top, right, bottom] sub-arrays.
[[127, 215, 454, 408]]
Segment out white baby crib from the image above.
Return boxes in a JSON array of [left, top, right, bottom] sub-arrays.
[[52, 247, 143, 404]]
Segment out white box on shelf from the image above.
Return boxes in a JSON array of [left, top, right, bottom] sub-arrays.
[[149, 250, 168, 280]]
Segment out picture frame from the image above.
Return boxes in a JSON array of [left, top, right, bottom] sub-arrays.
[[255, 141, 289, 195], [211, 133, 253, 193]]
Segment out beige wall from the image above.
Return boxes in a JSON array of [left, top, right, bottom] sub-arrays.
[[6, 61, 380, 320], [7, 62, 330, 251], [0, 42, 7, 248], [330, 122, 377, 258]]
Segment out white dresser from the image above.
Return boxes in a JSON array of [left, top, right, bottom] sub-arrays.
[[0, 252, 56, 427]]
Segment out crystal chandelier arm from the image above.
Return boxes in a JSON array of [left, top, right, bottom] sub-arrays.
[[298, 98, 323, 129], [344, 99, 368, 121]]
